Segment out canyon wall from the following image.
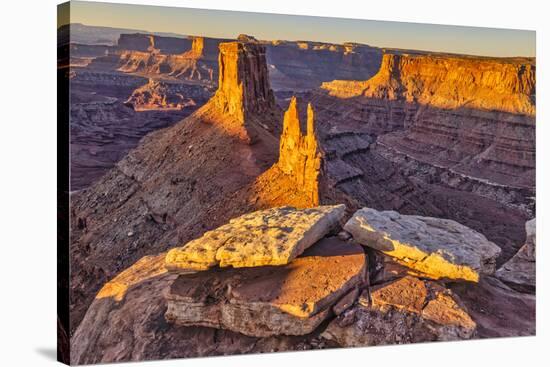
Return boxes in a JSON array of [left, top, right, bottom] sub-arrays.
[[84, 34, 383, 90], [265, 41, 382, 90], [322, 53, 535, 116], [117, 33, 193, 54], [308, 52, 535, 264]]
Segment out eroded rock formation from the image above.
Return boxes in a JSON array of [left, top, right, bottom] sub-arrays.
[[165, 205, 345, 272], [83, 33, 383, 90], [165, 237, 366, 337], [322, 53, 535, 115], [308, 52, 535, 267], [265, 41, 382, 90], [67, 28, 537, 364], [69, 40, 282, 333], [113, 35, 223, 83], [344, 208, 502, 281], [276, 97, 322, 205], [211, 42, 276, 124], [322, 276, 476, 346], [124, 78, 196, 111], [71, 206, 503, 364]]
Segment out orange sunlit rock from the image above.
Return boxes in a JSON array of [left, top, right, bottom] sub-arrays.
[[322, 53, 535, 116]]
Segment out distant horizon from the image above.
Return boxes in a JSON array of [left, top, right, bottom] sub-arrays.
[[66, 1, 536, 58]]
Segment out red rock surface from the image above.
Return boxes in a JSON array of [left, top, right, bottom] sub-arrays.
[[69, 40, 282, 334]]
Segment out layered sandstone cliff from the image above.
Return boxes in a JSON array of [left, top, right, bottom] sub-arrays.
[[86, 33, 383, 90], [114, 36, 223, 83], [306, 52, 535, 266], [322, 53, 535, 116]]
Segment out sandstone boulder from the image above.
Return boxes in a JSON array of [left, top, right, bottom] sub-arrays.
[[321, 276, 476, 347], [496, 218, 536, 292], [71, 252, 328, 365], [166, 205, 345, 272], [165, 237, 367, 337], [344, 208, 501, 282]]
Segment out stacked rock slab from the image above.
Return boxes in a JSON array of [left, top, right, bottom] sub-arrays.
[[344, 208, 502, 282], [165, 205, 345, 272], [322, 276, 476, 346], [165, 237, 367, 337], [496, 218, 536, 292]]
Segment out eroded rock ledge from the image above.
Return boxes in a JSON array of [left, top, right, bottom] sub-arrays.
[[166, 237, 366, 337]]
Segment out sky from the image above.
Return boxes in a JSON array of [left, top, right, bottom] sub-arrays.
[[68, 1, 535, 57]]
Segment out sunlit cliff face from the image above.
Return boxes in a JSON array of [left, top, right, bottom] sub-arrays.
[[322, 53, 536, 116]]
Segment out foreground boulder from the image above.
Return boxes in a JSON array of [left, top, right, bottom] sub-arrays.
[[165, 237, 366, 337], [71, 253, 328, 365], [344, 208, 501, 282], [496, 218, 536, 293], [322, 276, 476, 346], [166, 205, 345, 272]]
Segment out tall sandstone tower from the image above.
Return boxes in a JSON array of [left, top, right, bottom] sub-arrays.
[[212, 42, 277, 124], [277, 97, 322, 206]]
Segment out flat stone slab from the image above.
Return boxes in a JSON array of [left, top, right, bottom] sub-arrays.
[[344, 208, 501, 282], [165, 237, 366, 337], [321, 276, 476, 347], [166, 205, 345, 272], [496, 218, 535, 292]]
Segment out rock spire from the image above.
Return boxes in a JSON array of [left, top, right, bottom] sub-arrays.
[[277, 97, 322, 206], [212, 42, 276, 123]]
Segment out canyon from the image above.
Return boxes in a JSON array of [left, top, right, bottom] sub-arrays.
[[62, 24, 536, 364]]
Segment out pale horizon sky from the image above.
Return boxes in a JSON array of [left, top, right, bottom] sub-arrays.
[[67, 1, 535, 58]]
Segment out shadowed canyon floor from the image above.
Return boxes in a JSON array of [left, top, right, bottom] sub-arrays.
[[63, 27, 536, 363]]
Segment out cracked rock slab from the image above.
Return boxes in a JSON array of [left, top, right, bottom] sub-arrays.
[[321, 276, 476, 347], [165, 237, 366, 337], [165, 205, 346, 272], [344, 208, 501, 282]]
